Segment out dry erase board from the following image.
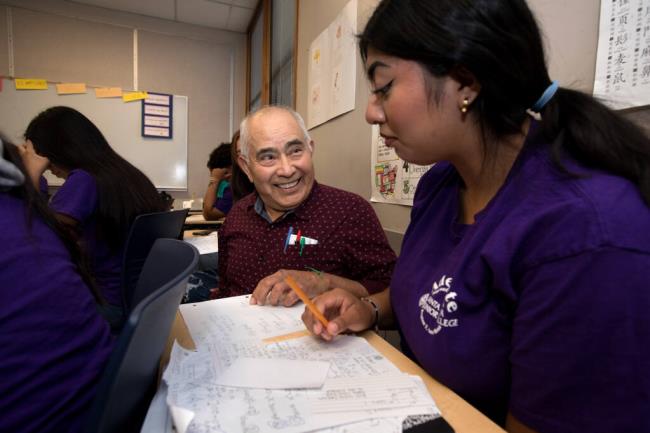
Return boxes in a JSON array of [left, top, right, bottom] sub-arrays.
[[0, 78, 188, 190]]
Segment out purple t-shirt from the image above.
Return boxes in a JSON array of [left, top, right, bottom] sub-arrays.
[[214, 180, 233, 214], [51, 169, 124, 305], [391, 126, 650, 431], [0, 192, 114, 433], [217, 182, 396, 298]]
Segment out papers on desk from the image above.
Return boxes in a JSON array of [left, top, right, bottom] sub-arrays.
[[183, 232, 218, 255], [215, 358, 330, 389], [166, 296, 440, 433]]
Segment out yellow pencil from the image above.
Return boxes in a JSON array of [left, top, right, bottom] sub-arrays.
[[284, 275, 330, 328]]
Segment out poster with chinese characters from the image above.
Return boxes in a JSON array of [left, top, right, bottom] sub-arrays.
[[306, 0, 357, 129], [370, 125, 432, 206], [594, 0, 650, 109]]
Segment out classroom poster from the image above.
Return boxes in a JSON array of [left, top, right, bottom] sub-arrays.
[[370, 125, 432, 206], [593, 0, 650, 109], [306, 0, 357, 129]]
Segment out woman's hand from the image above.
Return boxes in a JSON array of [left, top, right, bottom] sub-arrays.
[[302, 288, 375, 341], [250, 269, 329, 307], [18, 140, 49, 187], [210, 167, 231, 182]]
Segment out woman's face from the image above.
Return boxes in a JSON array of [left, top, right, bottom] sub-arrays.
[[364, 48, 475, 166]]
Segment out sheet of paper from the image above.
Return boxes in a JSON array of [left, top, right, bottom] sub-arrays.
[[56, 82, 86, 94], [215, 357, 330, 389], [310, 374, 435, 413], [15, 78, 47, 90], [180, 295, 306, 346], [94, 87, 122, 98], [122, 90, 148, 102], [183, 232, 218, 254]]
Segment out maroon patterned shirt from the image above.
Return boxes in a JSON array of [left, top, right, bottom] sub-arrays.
[[214, 182, 396, 298]]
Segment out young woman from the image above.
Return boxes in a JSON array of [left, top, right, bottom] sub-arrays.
[[21, 106, 164, 329], [202, 141, 233, 220], [0, 137, 114, 433], [302, 1, 650, 432]]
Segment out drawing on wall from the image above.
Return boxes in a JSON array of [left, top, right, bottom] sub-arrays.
[[594, 0, 650, 109], [370, 125, 432, 206], [306, 0, 357, 129]]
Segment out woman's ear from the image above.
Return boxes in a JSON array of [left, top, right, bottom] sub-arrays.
[[450, 65, 481, 108]]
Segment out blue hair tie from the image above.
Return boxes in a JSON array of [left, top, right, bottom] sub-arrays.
[[531, 80, 559, 112]]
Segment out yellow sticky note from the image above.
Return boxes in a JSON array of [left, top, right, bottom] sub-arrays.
[[122, 91, 148, 102], [95, 87, 123, 98], [56, 83, 87, 95], [15, 78, 48, 90]]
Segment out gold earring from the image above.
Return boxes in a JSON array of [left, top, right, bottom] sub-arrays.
[[460, 98, 469, 114]]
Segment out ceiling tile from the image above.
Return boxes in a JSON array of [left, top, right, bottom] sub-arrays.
[[71, 0, 176, 21], [177, 0, 230, 29], [231, 0, 258, 9], [227, 6, 253, 32]]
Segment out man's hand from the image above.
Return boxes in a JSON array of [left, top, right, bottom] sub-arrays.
[[250, 269, 330, 307]]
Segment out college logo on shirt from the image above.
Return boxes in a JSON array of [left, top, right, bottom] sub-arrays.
[[419, 275, 459, 335]]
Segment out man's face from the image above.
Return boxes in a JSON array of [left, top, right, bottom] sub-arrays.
[[240, 109, 315, 221]]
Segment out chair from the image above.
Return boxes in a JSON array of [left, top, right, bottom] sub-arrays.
[[85, 238, 199, 433], [121, 208, 189, 311]]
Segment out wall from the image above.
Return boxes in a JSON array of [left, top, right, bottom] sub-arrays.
[[0, 0, 247, 199], [296, 0, 650, 244]]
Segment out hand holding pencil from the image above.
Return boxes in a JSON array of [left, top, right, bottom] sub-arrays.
[[296, 285, 378, 341]]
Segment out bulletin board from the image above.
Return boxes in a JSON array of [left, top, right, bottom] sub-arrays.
[[0, 78, 188, 190]]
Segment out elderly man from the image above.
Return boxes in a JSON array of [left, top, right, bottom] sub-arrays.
[[213, 105, 396, 306]]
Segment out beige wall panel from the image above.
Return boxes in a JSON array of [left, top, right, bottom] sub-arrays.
[[12, 8, 133, 87], [139, 30, 233, 199], [0, 7, 9, 75], [529, 0, 600, 93], [296, 0, 411, 233]]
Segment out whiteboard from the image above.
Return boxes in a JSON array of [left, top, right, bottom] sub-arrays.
[[0, 79, 188, 190]]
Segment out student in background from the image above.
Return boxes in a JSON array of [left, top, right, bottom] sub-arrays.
[[229, 130, 255, 202], [0, 137, 113, 433], [20, 106, 164, 331], [202, 142, 233, 220], [302, 1, 650, 432]]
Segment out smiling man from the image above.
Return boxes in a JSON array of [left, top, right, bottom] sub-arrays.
[[212, 106, 396, 304]]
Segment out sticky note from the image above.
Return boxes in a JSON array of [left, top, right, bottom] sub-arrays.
[[95, 87, 122, 98], [122, 91, 148, 102], [15, 78, 48, 90], [56, 83, 87, 94]]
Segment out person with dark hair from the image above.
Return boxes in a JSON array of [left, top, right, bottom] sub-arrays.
[[202, 142, 233, 220], [20, 106, 165, 331], [0, 136, 113, 433], [229, 130, 255, 202], [302, 1, 650, 432]]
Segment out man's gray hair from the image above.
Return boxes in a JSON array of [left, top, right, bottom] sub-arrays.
[[239, 105, 312, 161]]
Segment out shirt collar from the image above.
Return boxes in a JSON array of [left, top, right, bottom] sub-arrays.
[[250, 181, 320, 224]]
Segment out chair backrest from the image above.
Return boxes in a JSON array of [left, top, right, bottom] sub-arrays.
[[85, 238, 199, 433], [121, 208, 189, 311]]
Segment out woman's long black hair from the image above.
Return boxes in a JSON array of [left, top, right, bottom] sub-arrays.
[[359, 0, 650, 206], [2, 137, 104, 303], [25, 106, 165, 250], [229, 130, 255, 202]]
